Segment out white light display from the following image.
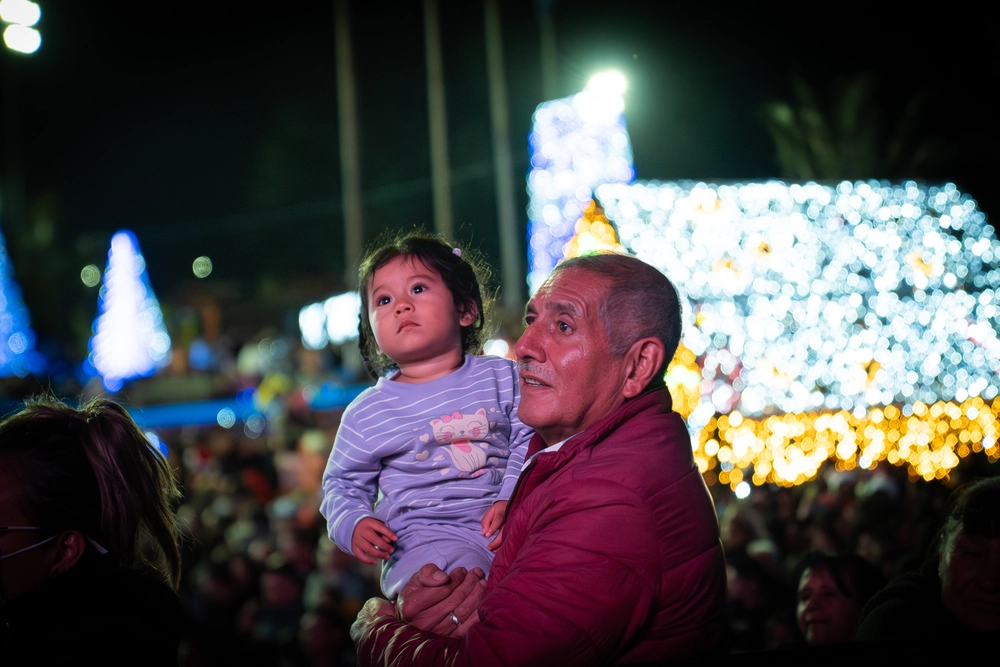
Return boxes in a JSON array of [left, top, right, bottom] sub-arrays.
[[596, 179, 1000, 431], [298, 291, 361, 350], [89, 231, 172, 392], [527, 87, 1000, 485], [526, 85, 634, 293]]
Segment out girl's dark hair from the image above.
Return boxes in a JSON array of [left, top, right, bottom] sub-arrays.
[[357, 233, 492, 378], [796, 551, 886, 606], [0, 396, 182, 589]]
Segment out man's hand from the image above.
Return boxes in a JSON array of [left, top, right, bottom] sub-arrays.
[[350, 597, 396, 645], [397, 563, 487, 637], [351, 517, 397, 564]]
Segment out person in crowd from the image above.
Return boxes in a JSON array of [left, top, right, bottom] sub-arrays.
[[321, 234, 532, 599], [350, 251, 728, 664], [0, 396, 182, 664], [795, 551, 886, 644], [856, 475, 1000, 640]]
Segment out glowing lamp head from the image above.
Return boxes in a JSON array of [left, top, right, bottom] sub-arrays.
[[586, 71, 627, 98]]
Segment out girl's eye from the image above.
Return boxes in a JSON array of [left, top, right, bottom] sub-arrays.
[[412, 284, 427, 294], [377, 296, 391, 306]]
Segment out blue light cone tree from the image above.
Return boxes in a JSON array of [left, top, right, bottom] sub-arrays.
[[0, 225, 42, 377], [88, 230, 171, 392]]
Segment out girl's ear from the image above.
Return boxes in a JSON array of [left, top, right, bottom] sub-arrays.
[[458, 301, 478, 327]]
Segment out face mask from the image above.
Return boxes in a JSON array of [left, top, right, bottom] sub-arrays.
[[0, 534, 57, 561], [0, 534, 57, 606]]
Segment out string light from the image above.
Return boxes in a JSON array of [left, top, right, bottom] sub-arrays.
[[527, 85, 634, 293], [530, 86, 1000, 489], [595, 180, 1000, 488]]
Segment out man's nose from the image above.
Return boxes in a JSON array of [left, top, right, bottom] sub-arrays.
[[514, 326, 542, 361]]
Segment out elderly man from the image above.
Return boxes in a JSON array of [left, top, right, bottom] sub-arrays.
[[351, 253, 727, 665]]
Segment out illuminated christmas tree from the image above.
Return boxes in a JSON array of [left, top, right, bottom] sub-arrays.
[[88, 230, 171, 392], [0, 224, 41, 377]]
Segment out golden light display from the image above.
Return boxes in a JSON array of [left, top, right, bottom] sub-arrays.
[[663, 343, 1000, 487], [564, 200, 626, 257]]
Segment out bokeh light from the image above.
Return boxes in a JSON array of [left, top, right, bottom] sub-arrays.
[[80, 264, 101, 287], [192, 256, 213, 278], [592, 179, 1000, 488], [0, 0, 41, 26], [2, 23, 39, 53], [483, 338, 510, 358], [88, 231, 172, 391], [526, 84, 634, 293], [298, 291, 361, 350]]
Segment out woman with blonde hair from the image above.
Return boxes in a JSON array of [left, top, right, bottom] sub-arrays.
[[0, 396, 182, 663]]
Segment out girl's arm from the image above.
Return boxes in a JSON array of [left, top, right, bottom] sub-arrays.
[[320, 407, 383, 554]]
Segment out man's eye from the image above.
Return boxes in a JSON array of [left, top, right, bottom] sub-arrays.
[[524, 315, 536, 326], [557, 321, 572, 333]]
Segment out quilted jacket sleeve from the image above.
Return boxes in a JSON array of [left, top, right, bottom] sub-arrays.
[[354, 479, 660, 667]]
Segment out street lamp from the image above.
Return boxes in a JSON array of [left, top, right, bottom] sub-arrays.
[[1, 0, 41, 54]]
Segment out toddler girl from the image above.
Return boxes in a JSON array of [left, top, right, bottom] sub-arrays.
[[320, 234, 531, 599]]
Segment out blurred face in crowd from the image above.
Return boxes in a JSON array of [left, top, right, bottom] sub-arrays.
[[797, 566, 862, 645], [939, 527, 1000, 631]]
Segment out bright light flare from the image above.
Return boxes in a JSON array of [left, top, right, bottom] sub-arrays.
[[0, 0, 40, 26], [586, 71, 627, 97], [3, 23, 39, 53]]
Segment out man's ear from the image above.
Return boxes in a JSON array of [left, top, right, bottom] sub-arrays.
[[621, 337, 666, 399], [48, 530, 88, 577], [458, 301, 478, 327]]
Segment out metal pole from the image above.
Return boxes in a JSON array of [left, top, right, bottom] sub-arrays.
[[334, 0, 364, 287], [423, 0, 454, 239], [537, 0, 559, 100], [484, 0, 523, 311]]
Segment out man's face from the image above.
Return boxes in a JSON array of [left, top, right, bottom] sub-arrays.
[[939, 528, 1000, 631], [514, 269, 628, 445]]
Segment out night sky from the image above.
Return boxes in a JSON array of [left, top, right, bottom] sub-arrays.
[[3, 1, 997, 353]]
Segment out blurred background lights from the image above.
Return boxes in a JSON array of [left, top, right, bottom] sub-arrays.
[[80, 264, 101, 287], [144, 430, 169, 458], [298, 291, 360, 350], [526, 81, 634, 292], [192, 256, 213, 278], [0, 222, 41, 377], [88, 230, 172, 391], [589, 179, 1000, 488], [2, 22, 39, 53], [586, 71, 627, 97], [483, 338, 510, 358], [216, 407, 236, 429], [734, 481, 751, 499], [0, 0, 41, 26]]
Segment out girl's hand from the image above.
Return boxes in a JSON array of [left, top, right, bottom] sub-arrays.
[[351, 517, 398, 564], [481, 500, 508, 550]]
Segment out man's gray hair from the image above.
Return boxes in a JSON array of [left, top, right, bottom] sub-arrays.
[[552, 252, 681, 376]]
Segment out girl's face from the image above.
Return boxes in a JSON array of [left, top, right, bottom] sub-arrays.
[[796, 566, 861, 645], [367, 256, 475, 377]]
